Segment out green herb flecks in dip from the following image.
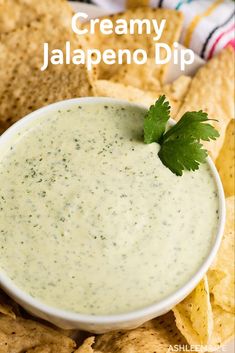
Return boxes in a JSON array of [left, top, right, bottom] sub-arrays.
[[0, 102, 219, 315]]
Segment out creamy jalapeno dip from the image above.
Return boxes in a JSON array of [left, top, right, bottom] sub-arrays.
[[0, 102, 219, 315]]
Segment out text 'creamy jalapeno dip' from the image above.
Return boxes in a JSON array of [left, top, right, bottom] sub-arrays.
[[0, 101, 219, 315]]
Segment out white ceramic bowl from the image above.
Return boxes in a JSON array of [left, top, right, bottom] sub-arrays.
[[0, 97, 226, 333]]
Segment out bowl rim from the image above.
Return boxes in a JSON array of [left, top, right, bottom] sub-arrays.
[[0, 97, 226, 325]]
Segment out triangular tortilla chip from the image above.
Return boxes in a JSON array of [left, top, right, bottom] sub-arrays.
[[80, 8, 183, 87], [93, 312, 192, 353], [74, 337, 95, 353], [173, 277, 213, 347], [209, 300, 235, 349], [208, 196, 235, 313], [0, 0, 74, 34], [94, 76, 191, 117], [93, 79, 159, 107], [0, 315, 75, 352], [174, 197, 235, 348], [0, 14, 93, 133], [216, 119, 235, 197], [176, 47, 234, 160], [163, 75, 192, 118]]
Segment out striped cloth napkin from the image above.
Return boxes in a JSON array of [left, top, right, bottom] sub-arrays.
[[74, 0, 235, 60]]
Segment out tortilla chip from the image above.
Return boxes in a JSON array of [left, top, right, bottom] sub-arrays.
[[127, 0, 149, 8], [0, 15, 93, 133], [211, 273, 235, 314], [0, 331, 8, 353], [163, 75, 192, 118], [74, 337, 95, 353], [80, 8, 183, 86], [0, 302, 15, 319], [190, 279, 213, 344], [0, 120, 9, 135], [25, 343, 74, 353], [94, 76, 191, 118], [209, 300, 235, 349], [216, 119, 235, 197], [174, 197, 235, 348], [0, 315, 75, 353], [163, 75, 191, 102], [53, 327, 81, 341], [207, 269, 225, 294], [208, 196, 235, 313], [176, 47, 234, 160], [0, 290, 17, 319], [0, 291, 16, 320], [93, 79, 158, 107], [94, 312, 191, 353], [173, 277, 213, 346], [110, 59, 162, 91], [0, 0, 74, 34], [111, 68, 190, 103]]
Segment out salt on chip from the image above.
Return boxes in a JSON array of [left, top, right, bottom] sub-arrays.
[[0, 315, 76, 353], [0, 15, 93, 132], [74, 337, 95, 353], [173, 277, 213, 346], [80, 8, 183, 86], [208, 196, 235, 313], [176, 47, 234, 160], [174, 197, 235, 348], [0, 0, 74, 34], [216, 119, 235, 197], [93, 312, 192, 353]]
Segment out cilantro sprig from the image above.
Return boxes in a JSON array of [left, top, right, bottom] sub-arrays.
[[144, 96, 219, 176], [144, 96, 170, 144]]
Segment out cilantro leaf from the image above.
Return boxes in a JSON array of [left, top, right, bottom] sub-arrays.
[[144, 95, 170, 144], [158, 137, 208, 176], [144, 97, 220, 176], [162, 111, 220, 143]]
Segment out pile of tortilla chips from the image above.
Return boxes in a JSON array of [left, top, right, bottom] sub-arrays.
[[0, 0, 234, 352]]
